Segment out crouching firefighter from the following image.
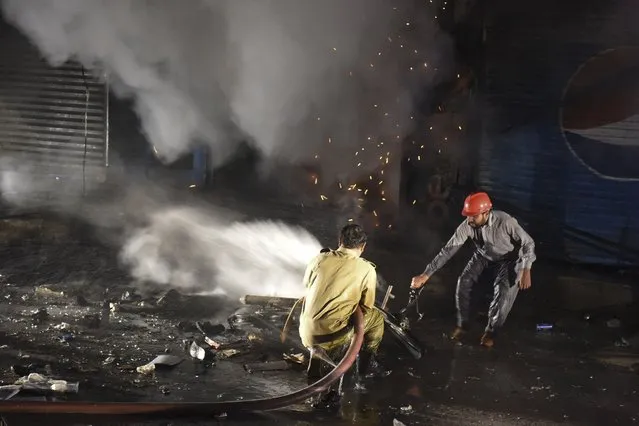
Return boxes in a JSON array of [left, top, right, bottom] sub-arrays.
[[410, 192, 536, 347], [299, 224, 389, 409]]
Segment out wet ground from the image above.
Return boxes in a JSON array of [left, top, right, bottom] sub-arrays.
[[0, 191, 637, 426]]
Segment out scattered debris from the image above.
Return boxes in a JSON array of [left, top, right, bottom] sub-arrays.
[[536, 323, 553, 331], [136, 355, 183, 375], [218, 349, 240, 360], [189, 342, 208, 361], [399, 404, 413, 414], [49, 380, 79, 393], [31, 308, 49, 324], [0, 373, 79, 395], [607, 319, 622, 329], [531, 385, 552, 391], [59, 333, 74, 343], [34, 286, 64, 298], [407, 367, 421, 378], [615, 338, 631, 348], [247, 333, 263, 343], [150, 354, 183, 367], [204, 337, 221, 350], [136, 363, 155, 375], [283, 353, 305, 365], [191, 321, 225, 350], [103, 357, 116, 365], [244, 360, 291, 374], [121, 290, 140, 302], [159, 385, 171, 395], [53, 323, 71, 331]]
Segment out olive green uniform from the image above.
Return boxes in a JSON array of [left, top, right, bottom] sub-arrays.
[[299, 247, 384, 354]]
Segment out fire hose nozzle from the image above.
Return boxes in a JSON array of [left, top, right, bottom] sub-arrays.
[[396, 287, 425, 330]]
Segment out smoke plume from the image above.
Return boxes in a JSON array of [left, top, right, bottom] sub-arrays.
[[0, 0, 450, 298], [1, 0, 450, 199]]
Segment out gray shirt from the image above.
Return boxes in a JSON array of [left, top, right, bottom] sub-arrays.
[[423, 210, 536, 277]]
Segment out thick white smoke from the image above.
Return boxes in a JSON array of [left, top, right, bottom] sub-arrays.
[[0, 154, 90, 209], [0, 0, 450, 298], [0, 0, 450, 200], [121, 206, 322, 298]]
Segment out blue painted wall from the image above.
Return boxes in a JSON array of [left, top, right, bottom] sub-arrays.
[[480, 1, 639, 265]]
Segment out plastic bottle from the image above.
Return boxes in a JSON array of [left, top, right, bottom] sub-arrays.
[[50, 381, 79, 393]]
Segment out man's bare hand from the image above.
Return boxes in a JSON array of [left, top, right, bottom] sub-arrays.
[[410, 273, 430, 289], [519, 269, 532, 290]]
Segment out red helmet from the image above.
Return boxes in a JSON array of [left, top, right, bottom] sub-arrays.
[[461, 192, 492, 217]]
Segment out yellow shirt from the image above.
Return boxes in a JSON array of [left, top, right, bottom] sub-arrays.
[[298, 247, 377, 347]]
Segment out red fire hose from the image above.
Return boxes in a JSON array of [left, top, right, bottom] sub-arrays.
[[0, 308, 364, 418]]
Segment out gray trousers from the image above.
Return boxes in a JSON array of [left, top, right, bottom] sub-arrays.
[[455, 252, 520, 332]]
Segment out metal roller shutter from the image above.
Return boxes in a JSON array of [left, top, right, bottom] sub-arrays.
[[0, 24, 108, 199]]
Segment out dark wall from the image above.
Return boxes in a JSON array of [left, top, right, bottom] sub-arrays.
[[480, 0, 639, 266]]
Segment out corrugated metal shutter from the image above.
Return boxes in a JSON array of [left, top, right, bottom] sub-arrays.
[[0, 24, 108, 195], [480, 0, 639, 265]]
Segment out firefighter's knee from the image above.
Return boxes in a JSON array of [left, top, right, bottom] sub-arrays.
[[364, 309, 384, 334], [364, 329, 383, 352], [363, 309, 384, 352]]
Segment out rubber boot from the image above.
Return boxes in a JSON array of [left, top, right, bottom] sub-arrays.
[[308, 354, 342, 410], [306, 356, 323, 406], [311, 389, 341, 410], [355, 351, 391, 392], [312, 376, 342, 411]]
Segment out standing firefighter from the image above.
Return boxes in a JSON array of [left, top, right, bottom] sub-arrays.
[[299, 224, 387, 409], [410, 192, 536, 347]]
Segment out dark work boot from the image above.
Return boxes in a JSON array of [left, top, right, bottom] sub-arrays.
[[311, 389, 341, 410], [355, 351, 392, 392], [308, 348, 344, 410]]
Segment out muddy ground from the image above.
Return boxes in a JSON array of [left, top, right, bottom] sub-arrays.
[[0, 192, 637, 426]]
